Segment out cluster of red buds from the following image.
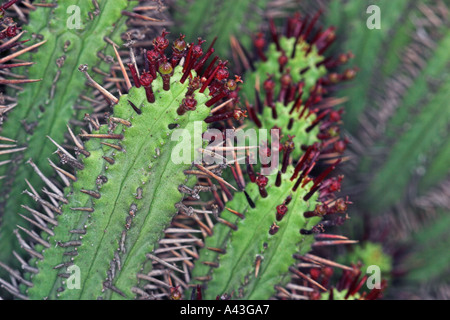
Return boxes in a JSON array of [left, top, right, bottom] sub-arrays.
[[239, 12, 359, 238], [126, 30, 242, 116], [0, 24, 18, 40], [245, 11, 358, 136]]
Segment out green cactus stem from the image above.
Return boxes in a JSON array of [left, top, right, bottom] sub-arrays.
[[0, 30, 241, 300]]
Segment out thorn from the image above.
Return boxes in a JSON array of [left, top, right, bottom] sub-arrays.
[[158, 238, 200, 245], [211, 98, 234, 114], [311, 159, 342, 190], [0, 278, 29, 300], [48, 159, 77, 182], [245, 101, 262, 128], [146, 253, 185, 274], [256, 174, 269, 198], [182, 42, 194, 73], [199, 64, 220, 93], [312, 240, 359, 247], [202, 56, 218, 80], [225, 207, 245, 219], [194, 276, 212, 282], [127, 63, 141, 88], [297, 254, 353, 272], [66, 125, 86, 152], [80, 189, 101, 199], [315, 234, 349, 240], [112, 44, 132, 90], [57, 241, 82, 248], [20, 245, 44, 260], [16, 225, 50, 248], [275, 171, 282, 187], [207, 247, 226, 254], [21, 205, 58, 226], [56, 151, 84, 171], [244, 191, 255, 208], [217, 217, 238, 231], [47, 135, 77, 161], [84, 113, 100, 131], [230, 35, 253, 70], [12, 251, 39, 274], [109, 117, 132, 127], [26, 159, 63, 196], [0, 146, 26, 156], [53, 262, 74, 270], [0, 136, 17, 143], [289, 267, 327, 292], [23, 190, 62, 215], [17, 213, 54, 236], [269, 19, 281, 51], [164, 228, 203, 234], [255, 255, 262, 277], [79, 64, 119, 104], [24, 179, 55, 219], [103, 156, 115, 165], [274, 285, 293, 299], [303, 9, 323, 41], [79, 133, 124, 140], [0, 261, 33, 287], [41, 189, 68, 204], [101, 142, 123, 151], [121, 10, 163, 22], [128, 99, 142, 114], [0, 30, 26, 50], [69, 229, 86, 235], [0, 78, 41, 85], [202, 261, 219, 268], [194, 164, 237, 192], [0, 40, 47, 64], [104, 282, 127, 297], [205, 90, 229, 108]]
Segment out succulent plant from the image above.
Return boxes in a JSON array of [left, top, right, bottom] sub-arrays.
[[0, 28, 244, 299], [0, 0, 165, 270], [191, 160, 351, 299], [6, 0, 445, 300], [188, 14, 359, 300], [237, 13, 355, 160]]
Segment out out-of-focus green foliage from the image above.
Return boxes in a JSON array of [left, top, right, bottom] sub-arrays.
[[324, 0, 450, 297], [402, 210, 450, 285], [325, 0, 450, 211]]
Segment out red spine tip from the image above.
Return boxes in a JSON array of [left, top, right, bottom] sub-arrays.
[[128, 64, 141, 88], [276, 204, 288, 221]]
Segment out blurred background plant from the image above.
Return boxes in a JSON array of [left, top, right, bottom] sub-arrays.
[[170, 0, 450, 299]]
